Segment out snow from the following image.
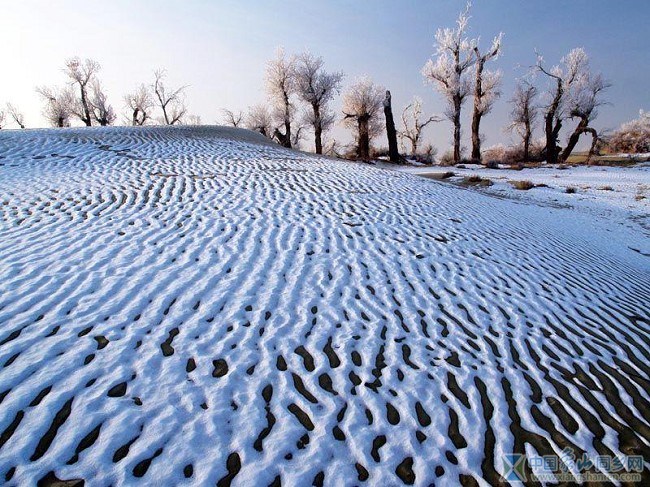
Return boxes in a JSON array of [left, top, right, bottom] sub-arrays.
[[395, 162, 650, 256], [0, 126, 649, 485]]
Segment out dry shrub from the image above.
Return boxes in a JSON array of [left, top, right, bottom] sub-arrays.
[[439, 150, 456, 166], [565, 187, 577, 194], [482, 143, 544, 165], [511, 180, 535, 190], [606, 110, 650, 154], [462, 175, 493, 187], [482, 144, 507, 165], [370, 146, 389, 159], [425, 171, 455, 180]]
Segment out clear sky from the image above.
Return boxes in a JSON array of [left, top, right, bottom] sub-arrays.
[[1, 0, 648, 152]]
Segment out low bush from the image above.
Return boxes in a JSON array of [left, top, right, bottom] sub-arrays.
[[438, 150, 456, 166], [511, 180, 535, 190], [481, 143, 544, 165], [565, 187, 577, 194], [462, 175, 493, 187], [606, 110, 650, 154], [424, 171, 455, 181], [413, 144, 438, 164]]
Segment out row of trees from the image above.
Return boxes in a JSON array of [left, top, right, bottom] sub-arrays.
[[419, 4, 610, 165], [222, 4, 610, 165], [0, 4, 628, 165], [0, 57, 194, 129], [221, 50, 344, 155], [223, 51, 436, 161]]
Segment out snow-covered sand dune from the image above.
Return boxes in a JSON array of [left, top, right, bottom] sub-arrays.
[[0, 126, 648, 485]]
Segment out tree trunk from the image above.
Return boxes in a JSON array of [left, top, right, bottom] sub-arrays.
[[162, 104, 170, 125], [383, 91, 400, 163], [132, 108, 140, 126], [274, 128, 290, 147], [453, 95, 462, 163], [545, 114, 562, 164], [281, 93, 292, 148], [283, 119, 292, 148], [470, 112, 482, 162], [585, 127, 599, 161], [471, 56, 485, 162], [560, 117, 589, 162], [80, 86, 92, 126], [544, 78, 563, 164], [57, 116, 64, 128], [357, 116, 370, 160], [313, 103, 322, 154], [523, 106, 531, 162]]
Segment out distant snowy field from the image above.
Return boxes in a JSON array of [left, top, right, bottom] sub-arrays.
[[396, 162, 650, 255], [0, 127, 649, 485]]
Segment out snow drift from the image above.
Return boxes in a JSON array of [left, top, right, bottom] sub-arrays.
[[0, 126, 648, 485]]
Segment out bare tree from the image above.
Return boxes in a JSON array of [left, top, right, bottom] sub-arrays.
[[36, 86, 74, 127], [294, 52, 343, 154], [245, 104, 274, 138], [536, 48, 590, 164], [471, 33, 503, 161], [5, 103, 26, 129], [221, 109, 244, 127], [125, 84, 154, 126], [342, 77, 385, 160], [399, 97, 441, 156], [63, 57, 100, 126], [153, 69, 187, 125], [266, 49, 297, 148], [508, 81, 538, 162], [422, 3, 476, 163], [88, 80, 116, 126], [561, 67, 610, 161]]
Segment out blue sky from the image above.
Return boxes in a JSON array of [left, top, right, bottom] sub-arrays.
[[2, 0, 648, 152]]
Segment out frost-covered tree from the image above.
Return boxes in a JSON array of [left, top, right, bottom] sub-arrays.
[[0, 110, 4, 129], [422, 3, 476, 163], [245, 104, 274, 138], [36, 86, 74, 127], [342, 77, 385, 160], [221, 109, 244, 127], [153, 69, 187, 125], [536, 48, 597, 164], [471, 33, 503, 161], [125, 84, 154, 126], [561, 65, 610, 161], [89, 80, 116, 126], [399, 97, 441, 156], [266, 49, 297, 148], [607, 110, 650, 154], [294, 52, 343, 154], [6, 103, 26, 129], [63, 57, 101, 126], [508, 81, 538, 162]]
